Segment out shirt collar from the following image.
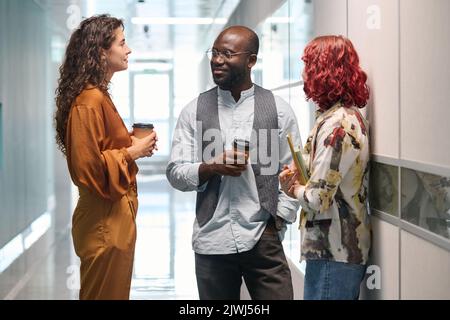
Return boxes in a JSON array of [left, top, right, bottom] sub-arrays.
[[218, 85, 255, 106], [315, 101, 343, 121]]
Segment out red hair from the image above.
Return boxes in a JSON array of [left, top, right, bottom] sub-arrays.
[[302, 35, 369, 110]]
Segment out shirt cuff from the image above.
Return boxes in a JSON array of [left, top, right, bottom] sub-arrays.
[[189, 162, 208, 192], [276, 203, 299, 223], [296, 185, 308, 209]]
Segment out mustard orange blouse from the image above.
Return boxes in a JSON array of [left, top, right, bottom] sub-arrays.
[[66, 86, 138, 201]]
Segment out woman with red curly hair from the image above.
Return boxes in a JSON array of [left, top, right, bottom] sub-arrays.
[[280, 35, 371, 300]]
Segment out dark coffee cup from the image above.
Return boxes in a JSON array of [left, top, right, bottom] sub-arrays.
[[132, 123, 154, 139], [232, 138, 250, 164]]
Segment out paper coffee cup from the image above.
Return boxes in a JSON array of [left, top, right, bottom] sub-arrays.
[[232, 138, 250, 164], [132, 123, 154, 139]]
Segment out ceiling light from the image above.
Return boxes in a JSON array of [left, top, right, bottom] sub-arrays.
[[131, 17, 227, 25], [266, 17, 294, 24]]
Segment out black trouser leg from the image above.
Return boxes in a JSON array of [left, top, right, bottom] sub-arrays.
[[195, 252, 242, 300], [241, 221, 294, 300]]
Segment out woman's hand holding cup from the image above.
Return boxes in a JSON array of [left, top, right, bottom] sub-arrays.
[[127, 123, 158, 160]]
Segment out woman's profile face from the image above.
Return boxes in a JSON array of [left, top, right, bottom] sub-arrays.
[[105, 28, 132, 74]]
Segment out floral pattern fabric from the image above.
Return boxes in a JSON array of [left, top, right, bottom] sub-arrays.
[[297, 103, 371, 265]]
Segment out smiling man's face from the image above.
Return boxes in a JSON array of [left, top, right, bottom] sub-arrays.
[[209, 30, 253, 90]]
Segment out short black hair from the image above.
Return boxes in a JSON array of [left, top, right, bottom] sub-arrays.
[[247, 29, 259, 55], [220, 25, 259, 55]]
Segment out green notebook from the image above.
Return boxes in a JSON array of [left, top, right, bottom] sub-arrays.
[[286, 133, 309, 185]]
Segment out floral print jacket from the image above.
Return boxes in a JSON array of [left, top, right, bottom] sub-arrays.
[[297, 103, 371, 265]]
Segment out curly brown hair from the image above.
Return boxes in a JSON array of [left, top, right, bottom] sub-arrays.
[[54, 14, 124, 155]]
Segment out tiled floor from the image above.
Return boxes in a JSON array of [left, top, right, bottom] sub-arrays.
[[11, 174, 199, 300], [6, 173, 304, 300]]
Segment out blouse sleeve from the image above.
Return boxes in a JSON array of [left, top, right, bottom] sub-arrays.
[[68, 104, 137, 201], [297, 117, 359, 214]]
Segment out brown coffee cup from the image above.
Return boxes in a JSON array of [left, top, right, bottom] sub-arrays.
[[132, 123, 154, 139], [232, 138, 250, 164]]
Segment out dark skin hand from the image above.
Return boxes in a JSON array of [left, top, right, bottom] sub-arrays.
[[198, 150, 249, 186]]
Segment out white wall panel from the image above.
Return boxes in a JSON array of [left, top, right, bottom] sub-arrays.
[[313, 0, 347, 37], [400, 0, 450, 167], [0, 0, 50, 247], [361, 216, 399, 299], [348, 0, 399, 158], [401, 230, 450, 299]]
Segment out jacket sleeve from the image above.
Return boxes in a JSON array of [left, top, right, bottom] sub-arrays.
[[166, 99, 208, 192], [68, 104, 137, 201], [297, 118, 359, 214]]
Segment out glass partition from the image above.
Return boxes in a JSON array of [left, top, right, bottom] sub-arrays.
[[370, 162, 399, 216], [401, 168, 450, 239], [254, 0, 314, 268]]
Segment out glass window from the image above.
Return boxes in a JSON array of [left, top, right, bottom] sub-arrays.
[[111, 71, 130, 127], [0, 102, 2, 169], [288, 0, 314, 147], [150, 121, 170, 157], [134, 73, 170, 121], [401, 168, 450, 239], [370, 162, 399, 216], [254, 0, 314, 269], [133, 72, 171, 158]]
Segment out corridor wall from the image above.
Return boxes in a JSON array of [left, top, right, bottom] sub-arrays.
[[0, 0, 55, 297], [317, 0, 450, 299], [226, 0, 450, 300]]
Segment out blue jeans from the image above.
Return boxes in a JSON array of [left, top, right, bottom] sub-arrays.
[[304, 259, 366, 300]]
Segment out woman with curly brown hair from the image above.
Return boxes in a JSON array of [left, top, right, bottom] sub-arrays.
[[279, 35, 371, 300], [54, 14, 157, 300]]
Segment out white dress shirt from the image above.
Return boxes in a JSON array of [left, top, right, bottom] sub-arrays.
[[167, 85, 302, 254]]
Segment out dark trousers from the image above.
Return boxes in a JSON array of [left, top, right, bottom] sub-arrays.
[[195, 220, 293, 300]]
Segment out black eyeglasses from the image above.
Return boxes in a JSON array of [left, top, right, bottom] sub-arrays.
[[206, 49, 253, 60]]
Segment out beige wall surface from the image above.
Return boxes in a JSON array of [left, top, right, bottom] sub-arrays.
[[313, 0, 347, 37], [348, 0, 400, 158], [361, 216, 400, 300], [401, 230, 450, 299], [400, 0, 450, 167]]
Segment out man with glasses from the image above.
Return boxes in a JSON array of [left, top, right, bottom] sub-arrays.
[[166, 25, 301, 300]]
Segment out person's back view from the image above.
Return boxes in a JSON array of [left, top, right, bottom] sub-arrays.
[[280, 35, 371, 300], [166, 26, 302, 300]]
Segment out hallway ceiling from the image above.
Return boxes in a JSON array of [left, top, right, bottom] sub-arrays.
[[36, 0, 239, 58]]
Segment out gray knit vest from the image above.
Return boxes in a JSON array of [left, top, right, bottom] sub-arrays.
[[195, 85, 280, 228]]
